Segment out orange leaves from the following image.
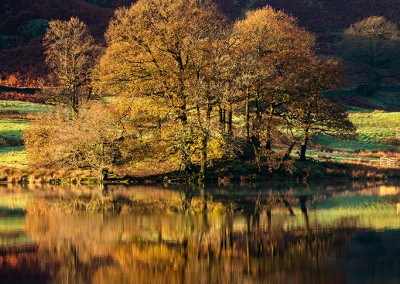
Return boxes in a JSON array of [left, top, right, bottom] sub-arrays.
[[345, 16, 400, 41], [43, 17, 99, 113]]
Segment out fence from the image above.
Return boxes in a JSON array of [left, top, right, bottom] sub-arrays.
[[397, 129, 400, 139], [380, 157, 398, 168]]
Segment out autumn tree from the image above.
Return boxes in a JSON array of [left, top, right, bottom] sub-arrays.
[[94, 0, 227, 175], [43, 17, 98, 116], [24, 102, 122, 180], [341, 16, 400, 94], [282, 59, 355, 161], [229, 6, 316, 164]]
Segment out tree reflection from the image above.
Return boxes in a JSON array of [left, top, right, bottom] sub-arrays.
[[1, 183, 398, 283], [21, 200, 358, 284]]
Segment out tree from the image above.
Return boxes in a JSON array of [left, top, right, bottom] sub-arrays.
[[188, 33, 232, 179], [341, 16, 400, 94], [229, 6, 316, 164], [284, 60, 356, 161], [43, 17, 98, 116], [94, 0, 226, 175]]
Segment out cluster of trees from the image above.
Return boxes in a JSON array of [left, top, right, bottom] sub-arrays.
[[342, 16, 400, 95], [25, 0, 357, 181]]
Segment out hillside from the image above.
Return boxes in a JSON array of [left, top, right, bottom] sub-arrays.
[[1, 0, 400, 83]]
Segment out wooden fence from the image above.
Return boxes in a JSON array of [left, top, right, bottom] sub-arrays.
[[380, 157, 398, 168], [397, 129, 400, 139]]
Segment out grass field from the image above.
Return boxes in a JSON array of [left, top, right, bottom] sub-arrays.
[[0, 100, 50, 114], [315, 111, 400, 153], [0, 118, 29, 141], [0, 100, 51, 168], [0, 146, 28, 168]]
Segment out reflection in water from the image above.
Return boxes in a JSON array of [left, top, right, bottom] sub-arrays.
[[22, 213, 353, 284], [0, 182, 399, 283]]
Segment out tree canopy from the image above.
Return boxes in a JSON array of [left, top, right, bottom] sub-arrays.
[[26, 2, 356, 181], [43, 17, 98, 115], [95, 0, 228, 174], [341, 16, 400, 94]]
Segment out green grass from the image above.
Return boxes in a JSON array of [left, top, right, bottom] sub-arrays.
[[307, 150, 380, 162], [0, 100, 52, 168], [366, 89, 400, 109], [0, 146, 28, 168], [315, 111, 400, 152], [0, 216, 26, 231], [0, 118, 29, 140], [0, 100, 51, 114]]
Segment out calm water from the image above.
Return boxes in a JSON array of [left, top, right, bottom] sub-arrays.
[[0, 182, 399, 284]]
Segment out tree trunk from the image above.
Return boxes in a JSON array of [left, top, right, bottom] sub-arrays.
[[265, 105, 274, 151], [245, 92, 251, 141], [251, 98, 262, 170], [179, 101, 192, 172], [199, 102, 212, 182], [71, 84, 79, 118], [299, 127, 310, 162], [265, 138, 272, 151], [277, 140, 296, 172], [219, 106, 225, 128], [200, 135, 208, 181], [225, 108, 233, 135]]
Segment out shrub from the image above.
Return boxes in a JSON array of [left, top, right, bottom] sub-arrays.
[[24, 102, 123, 179]]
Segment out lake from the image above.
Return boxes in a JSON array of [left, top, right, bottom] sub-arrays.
[[0, 181, 399, 283]]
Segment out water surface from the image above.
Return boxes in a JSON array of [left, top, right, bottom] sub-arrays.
[[0, 182, 399, 283]]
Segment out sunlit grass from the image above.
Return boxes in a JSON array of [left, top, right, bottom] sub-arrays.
[[0, 146, 28, 168], [316, 111, 400, 152], [351, 111, 400, 140], [0, 100, 52, 168], [0, 118, 29, 140], [0, 100, 51, 114], [0, 118, 29, 168]]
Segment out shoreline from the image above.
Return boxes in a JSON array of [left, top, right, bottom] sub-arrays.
[[0, 159, 399, 186]]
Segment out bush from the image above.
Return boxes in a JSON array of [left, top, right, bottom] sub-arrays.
[[24, 102, 122, 179]]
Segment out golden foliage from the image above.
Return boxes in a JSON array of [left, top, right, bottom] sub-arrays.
[[24, 102, 122, 178]]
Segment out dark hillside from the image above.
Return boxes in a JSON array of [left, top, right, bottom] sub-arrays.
[[256, 0, 400, 31], [0, 0, 117, 83], [1, 0, 400, 84]]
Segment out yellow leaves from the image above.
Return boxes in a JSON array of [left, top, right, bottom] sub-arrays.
[[232, 6, 315, 56], [95, 0, 227, 97], [345, 16, 400, 41]]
